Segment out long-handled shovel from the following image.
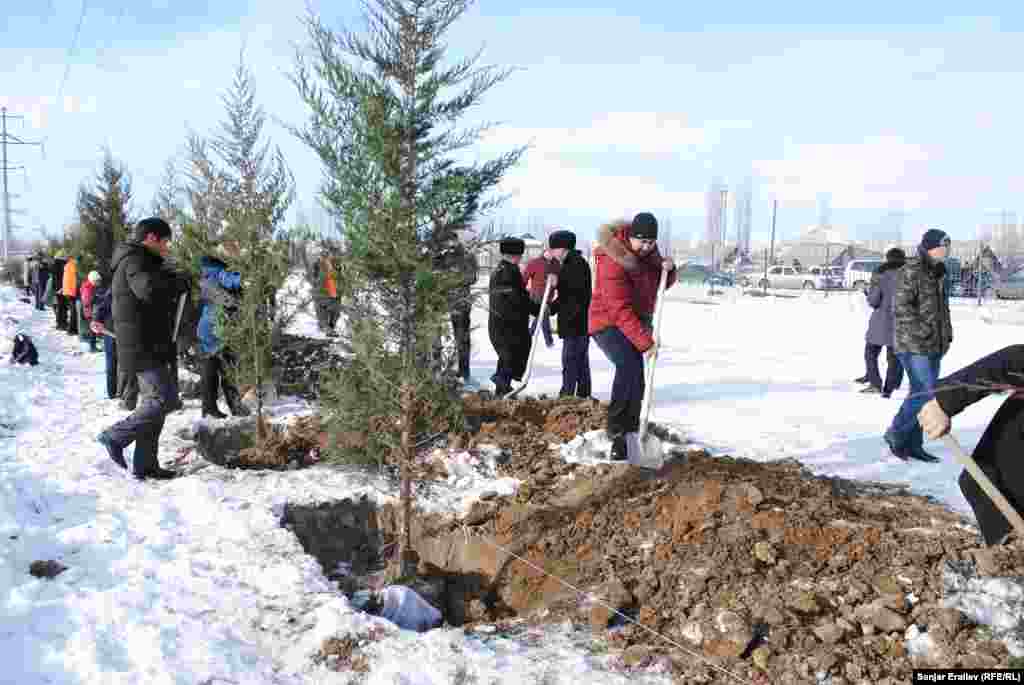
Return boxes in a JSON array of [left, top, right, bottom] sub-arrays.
[[635, 267, 670, 467], [942, 433, 1024, 542], [507, 273, 556, 400]]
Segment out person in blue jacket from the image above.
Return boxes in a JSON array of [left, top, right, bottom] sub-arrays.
[[197, 253, 249, 419]]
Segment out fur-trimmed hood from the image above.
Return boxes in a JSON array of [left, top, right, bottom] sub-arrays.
[[594, 219, 661, 272]]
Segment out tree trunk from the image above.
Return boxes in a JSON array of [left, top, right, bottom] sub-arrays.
[[399, 382, 417, 577]]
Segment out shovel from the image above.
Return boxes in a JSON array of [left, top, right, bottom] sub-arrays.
[[942, 433, 1024, 542], [635, 266, 670, 467], [507, 273, 556, 400]]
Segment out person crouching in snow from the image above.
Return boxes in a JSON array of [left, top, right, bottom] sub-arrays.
[[589, 212, 676, 461], [489, 237, 546, 398]]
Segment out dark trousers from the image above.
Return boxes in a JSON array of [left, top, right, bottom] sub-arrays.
[[888, 353, 941, 451], [201, 353, 243, 414], [34, 278, 47, 310], [865, 343, 904, 394], [451, 308, 471, 380], [593, 327, 645, 435], [103, 336, 119, 399], [560, 336, 592, 398], [65, 297, 78, 335], [55, 295, 68, 330], [120, 371, 139, 409], [104, 366, 174, 476]]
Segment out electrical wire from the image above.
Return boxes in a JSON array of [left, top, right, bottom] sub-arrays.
[[55, 0, 89, 110]]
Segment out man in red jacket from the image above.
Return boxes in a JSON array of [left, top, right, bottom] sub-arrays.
[[589, 212, 676, 460], [522, 248, 558, 348]]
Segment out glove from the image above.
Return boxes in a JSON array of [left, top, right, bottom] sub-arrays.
[[918, 399, 951, 440]]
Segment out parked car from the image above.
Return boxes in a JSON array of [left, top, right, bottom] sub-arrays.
[[844, 259, 883, 291], [994, 271, 1024, 300], [806, 265, 844, 289], [703, 272, 735, 288], [753, 265, 836, 290], [676, 262, 710, 285]]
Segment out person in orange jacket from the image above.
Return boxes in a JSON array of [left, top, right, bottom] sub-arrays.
[[62, 254, 80, 336]]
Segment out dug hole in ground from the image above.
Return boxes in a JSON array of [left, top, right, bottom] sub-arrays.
[[3, 279, 1024, 685]]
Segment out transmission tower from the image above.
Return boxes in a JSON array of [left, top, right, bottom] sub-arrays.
[[1, 107, 43, 261]]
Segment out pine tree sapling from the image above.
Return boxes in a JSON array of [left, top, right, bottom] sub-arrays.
[[76, 149, 133, 282], [292, 0, 523, 575]]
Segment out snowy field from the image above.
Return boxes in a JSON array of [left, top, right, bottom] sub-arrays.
[[471, 282, 1024, 518], [3, 280, 1024, 683]]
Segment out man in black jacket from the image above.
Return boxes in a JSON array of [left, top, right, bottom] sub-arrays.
[[488, 237, 543, 397], [96, 218, 182, 480], [884, 228, 953, 463], [548, 230, 592, 398], [918, 345, 1024, 545]]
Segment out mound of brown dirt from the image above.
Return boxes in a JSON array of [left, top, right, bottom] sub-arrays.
[[400, 397, 1024, 683]]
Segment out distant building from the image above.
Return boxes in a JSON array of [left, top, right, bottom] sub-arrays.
[[476, 233, 545, 273]]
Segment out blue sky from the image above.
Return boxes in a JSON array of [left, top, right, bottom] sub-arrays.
[[2, 1, 1022, 248]]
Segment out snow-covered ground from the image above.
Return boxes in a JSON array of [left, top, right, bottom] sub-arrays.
[[473, 282, 1024, 518], [3, 280, 1024, 682]]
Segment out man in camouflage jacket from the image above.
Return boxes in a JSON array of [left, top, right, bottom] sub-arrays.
[[884, 228, 953, 463]]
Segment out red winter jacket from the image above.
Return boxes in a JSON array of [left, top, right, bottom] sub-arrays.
[[80, 279, 97, 320], [588, 220, 676, 352]]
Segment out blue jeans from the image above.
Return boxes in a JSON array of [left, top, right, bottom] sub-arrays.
[[888, 353, 942, 450], [103, 366, 174, 476], [560, 336, 591, 398], [593, 327, 644, 435], [103, 335, 118, 399]]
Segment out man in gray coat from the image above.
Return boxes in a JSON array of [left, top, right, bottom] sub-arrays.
[[884, 229, 953, 463], [861, 248, 906, 397]]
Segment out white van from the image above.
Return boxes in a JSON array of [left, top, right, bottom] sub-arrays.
[[844, 259, 883, 291]]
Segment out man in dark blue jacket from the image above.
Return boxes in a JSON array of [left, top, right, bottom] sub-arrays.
[[96, 218, 183, 480]]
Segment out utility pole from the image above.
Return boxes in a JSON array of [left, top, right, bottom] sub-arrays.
[[719, 188, 728, 271], [768, 199, 778, 267], [1, 107, 43, 262]]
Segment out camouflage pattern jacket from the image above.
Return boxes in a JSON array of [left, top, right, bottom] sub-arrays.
[[893, 246, 953, 357]]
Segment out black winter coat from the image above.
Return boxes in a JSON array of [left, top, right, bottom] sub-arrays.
[[936, 344, 1024, 545], [110, 241, 179, 376], [50, 258, 66, 295], [864, 260, 903, 347], [894, 247, 953, 356], [554, 250, 591, 338], [488, 259, 540, 376]]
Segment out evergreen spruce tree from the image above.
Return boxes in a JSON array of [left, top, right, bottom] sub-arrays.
[[292, 0, 523, 572], [181, 54, 295, 434], [76, 150, 133, 280]]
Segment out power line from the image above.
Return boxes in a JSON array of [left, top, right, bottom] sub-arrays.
[[55, 0, 89, 111]]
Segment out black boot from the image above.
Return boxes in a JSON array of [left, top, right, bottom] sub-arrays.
[[609, 434, 628, 461], [907, 446, 940, 463], [854, 375, 869, 383], [223, 383, 250, 417], [200, 355, 223, 417]]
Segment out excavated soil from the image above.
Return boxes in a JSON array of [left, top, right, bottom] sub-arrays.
[[405, 397, 1024, 684]]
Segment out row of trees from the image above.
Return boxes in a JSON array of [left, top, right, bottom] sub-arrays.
[[43, 0, 523, 569]]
